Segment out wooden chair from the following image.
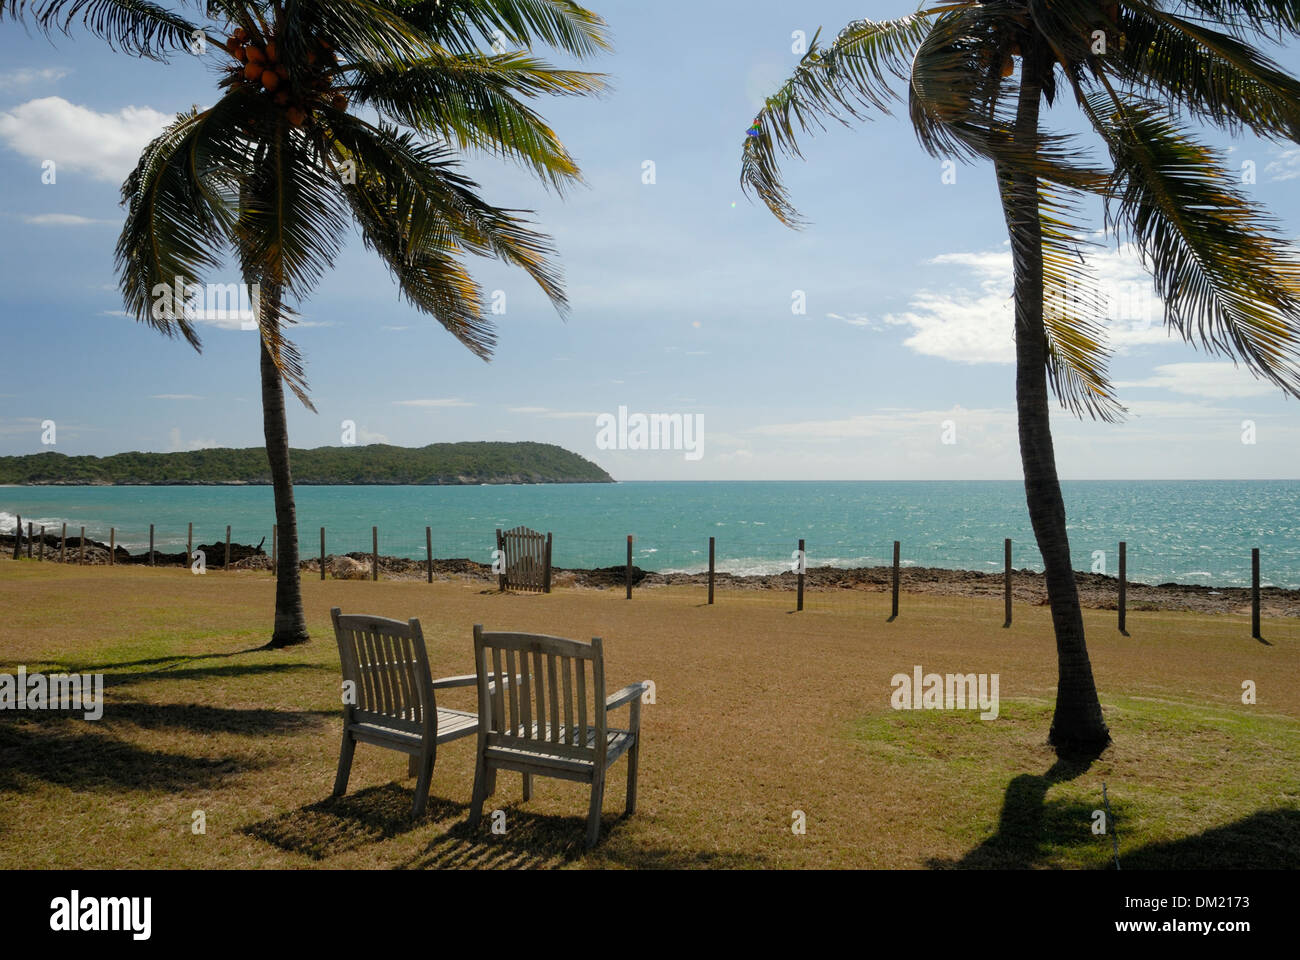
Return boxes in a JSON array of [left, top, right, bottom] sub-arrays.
[[331, 607, 487, 817], [496, 526, 552, 593], [467, 625, 649, 848]]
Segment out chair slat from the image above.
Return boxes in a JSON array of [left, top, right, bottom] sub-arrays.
[[519, 651, 533, 739], [506, 647, 521, 736], [547, 654, 560, 743], [491, 646, 506, 734], [576, 659, 587, 746], [532, 650, 546, 740], [562, 658, 574, 745]]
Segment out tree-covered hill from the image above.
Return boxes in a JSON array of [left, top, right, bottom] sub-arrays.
[[0, 442, 614, 485]]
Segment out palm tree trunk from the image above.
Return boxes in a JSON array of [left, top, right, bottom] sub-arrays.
[[998, 56, 1109, 757], [257, 280, 311, 648]]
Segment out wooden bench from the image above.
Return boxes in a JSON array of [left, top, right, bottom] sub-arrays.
[[496, 526, 552, 593], [331, 608, 492, 817], [467, 626, 649, 848]]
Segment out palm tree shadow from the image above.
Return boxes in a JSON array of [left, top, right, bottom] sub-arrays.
[[928, 757, 1097, 869]]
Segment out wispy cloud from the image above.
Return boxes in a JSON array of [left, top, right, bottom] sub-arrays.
[[0, 67, 69, 92], [1116, 362, 1280, 400], [392, 398, 474, 408], [21, 213, 108, 226]]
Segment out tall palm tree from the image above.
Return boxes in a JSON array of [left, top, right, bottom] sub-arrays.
[[4, 0, 608, 647], [742, 1, 1300, 756]]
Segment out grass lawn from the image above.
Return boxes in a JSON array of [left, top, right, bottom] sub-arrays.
[[0, 560, 1296, 869]]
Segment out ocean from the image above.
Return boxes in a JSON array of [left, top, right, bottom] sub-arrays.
[[1, 480, 1297, 588]]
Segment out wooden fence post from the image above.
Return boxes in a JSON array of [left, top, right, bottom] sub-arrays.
[[426, 527, 433, 584], [372, 526, 379, 582], [149, 524, 155, 566], [39, 525, 45, 561], [186, 522, 193, 570], [79, 527, 85, 565], [224, 525, 231, 570], [708, 536, 715, 605], [1003, 538, 1012, 628], [1118, 541, 1127, 635], [797, 538, 805, 612], [109, 527, 115, 565], [544, 532, 553, 594], [890, 540, 901, 620], [1252, 548, 1261, 640], [320, 527, 326, 580], [496, 528, 505, 592], [26, 521, 33, 559], [626, 535, 633, 600], [60, 523, 66, 564]]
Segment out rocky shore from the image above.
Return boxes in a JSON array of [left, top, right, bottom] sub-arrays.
[[4, 532, 1296, 617]]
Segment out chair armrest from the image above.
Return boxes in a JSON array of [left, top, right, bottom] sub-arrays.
[[433, 672, 521, 690], [605, 681, 650, 711]]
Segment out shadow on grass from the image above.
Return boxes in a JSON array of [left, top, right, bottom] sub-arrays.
[[67, 648, 266, 672], [927, 757, 1097, 869], [105, 700, 331, 736], [1122, 809, 1300, 869], [102, 662, 331, 689], [0, 717, 253, 793], [243, 784, 464, 860]]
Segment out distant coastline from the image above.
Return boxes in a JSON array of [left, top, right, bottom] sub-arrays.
[[0, 441, 614, 486]]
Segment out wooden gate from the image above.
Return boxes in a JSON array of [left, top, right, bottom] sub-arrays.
[[496, 526, 553, 593]]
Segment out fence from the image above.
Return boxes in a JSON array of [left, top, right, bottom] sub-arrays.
[[2, 514, 1292, 640]]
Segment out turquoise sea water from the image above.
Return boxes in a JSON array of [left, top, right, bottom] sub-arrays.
[[1, 480, 1297, 588]]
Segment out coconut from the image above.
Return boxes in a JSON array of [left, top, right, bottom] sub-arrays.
[[1000, 56, 1014, 77], [265, 41, 278, 62], [287, 107, 307, 127], [247, 45, 266, 64], [244, 62, 263, 82], [262, 69, 280, 91]]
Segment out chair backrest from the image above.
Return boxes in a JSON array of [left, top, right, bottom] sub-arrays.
[[332, 608, 434, 737], [496, 527, 552, 593], [472, 626, 606, 762]]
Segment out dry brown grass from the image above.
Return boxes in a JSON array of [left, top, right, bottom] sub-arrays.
[[0, 560, 1296, 869]]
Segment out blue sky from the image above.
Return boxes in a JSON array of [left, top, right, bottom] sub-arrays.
[[2, 1, 1299, 480]]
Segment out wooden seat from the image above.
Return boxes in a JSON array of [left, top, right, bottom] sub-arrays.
[[467, 626, 649, 848], [331, 608, 492, 817]]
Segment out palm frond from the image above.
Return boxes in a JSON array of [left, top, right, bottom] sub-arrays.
[[344, 51, 602, 190], [326, 112, 568, 313], [389, 0, 611, 59], [1, 0, 200, 59], [1085, 89, 1300, 397], [1105, 2, 1300, 140], [740, 10, 939, 226]]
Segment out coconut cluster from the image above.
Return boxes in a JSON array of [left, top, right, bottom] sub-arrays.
[[223, 26, 348, 127]]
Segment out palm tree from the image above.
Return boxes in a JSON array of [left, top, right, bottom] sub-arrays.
[[4, 0, 608, 647], [742, 1, 1300, 756]]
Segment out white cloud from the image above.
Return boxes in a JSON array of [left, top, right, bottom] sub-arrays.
[[167, 427, 219, 451], [1116, 362, 1280, 400], [22, 213, 107, 226], [392, 398, 474, 407], [857, 242, 1171, 365], [1265, 147, 1300, 182], [0, 97, 171, 181], [0, 68, 69, 91]]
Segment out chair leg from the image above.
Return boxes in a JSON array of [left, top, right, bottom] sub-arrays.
[[585, 773, 605, 849], [485, 767, 497, 797], [522, 773, 532, 802], [412, 746, 434, 818], [408, 754, 419, 778], [332, 731, 356, 797], [625, 734, 640, 815], [468, 751, 489, 832]]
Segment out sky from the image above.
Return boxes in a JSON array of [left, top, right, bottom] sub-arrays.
[[1, 1, 1299, 481]]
